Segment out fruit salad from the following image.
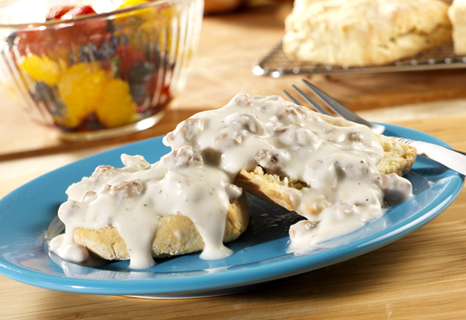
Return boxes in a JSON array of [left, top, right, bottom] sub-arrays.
[[11, 0, 176, 132]]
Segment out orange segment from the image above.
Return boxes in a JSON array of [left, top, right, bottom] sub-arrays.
[[20, 54, 61, 86], [96, 78, 136, 128]]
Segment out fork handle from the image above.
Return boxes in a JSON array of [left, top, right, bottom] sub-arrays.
[[408, 140, 466, 176]]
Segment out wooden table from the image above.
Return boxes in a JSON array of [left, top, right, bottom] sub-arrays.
[[2, 2, 466, 319]]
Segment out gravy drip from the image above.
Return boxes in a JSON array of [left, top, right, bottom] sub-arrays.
[[50, 147, 242, 269], [164, 94, 413, 251]]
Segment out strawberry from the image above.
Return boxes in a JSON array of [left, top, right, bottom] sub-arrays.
[[18, 4, 107, 55], [60, 5, 98, 19], [112, 43, 146, 80], [46, 5, 76, 20], [16, 28, 55, 56], [56, 5, 108, 45]]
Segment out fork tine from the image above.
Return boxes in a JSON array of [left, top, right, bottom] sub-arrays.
[[286, 86, 333, 116], [301, 79, 374, 128], [283, 90, 302, 106]]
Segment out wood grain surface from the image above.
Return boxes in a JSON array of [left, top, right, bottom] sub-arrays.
[[3, 2, 466, 157], [2, 113, 466, 320], [1, 2, 466, 319]]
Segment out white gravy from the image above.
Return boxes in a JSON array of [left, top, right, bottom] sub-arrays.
[[164, 94, 413, 251], [50, 147, 241, 269], [50, 93, 413, 268]]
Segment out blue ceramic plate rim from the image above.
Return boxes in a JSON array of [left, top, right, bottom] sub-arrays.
[[0, 123, 463, 296]]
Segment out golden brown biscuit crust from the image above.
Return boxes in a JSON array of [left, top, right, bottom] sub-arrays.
[[235, 135, 416, 212], [283, 0, 452, 66], [376, 134, 417, 176], [448, 0, 466, 55], [73, 194, 250, 261]]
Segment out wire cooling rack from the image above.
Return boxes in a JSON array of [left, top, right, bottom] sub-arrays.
[[253, 41, 466, 77]]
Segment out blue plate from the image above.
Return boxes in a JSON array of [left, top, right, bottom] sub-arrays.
[[0, 124, 463, 298]]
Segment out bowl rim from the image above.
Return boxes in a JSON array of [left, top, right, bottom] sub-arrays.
[[0, 0, 189, 28]]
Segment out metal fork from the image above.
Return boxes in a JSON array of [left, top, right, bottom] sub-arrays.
[[285, 79, 466, 176], [285, 79, 386, 134]]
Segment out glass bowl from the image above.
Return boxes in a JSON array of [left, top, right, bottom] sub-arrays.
[[0, 0, 203, 141]]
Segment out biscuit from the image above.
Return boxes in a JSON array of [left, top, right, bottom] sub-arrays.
[[283, 0, 452, 66], [235, 135, 416, 213], [448, 0, 466, 55], [376, 134, 417, 176], [72, 194, 250, 261]]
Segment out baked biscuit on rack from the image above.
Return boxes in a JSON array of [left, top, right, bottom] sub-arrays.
[[283, 0, 452, 66]]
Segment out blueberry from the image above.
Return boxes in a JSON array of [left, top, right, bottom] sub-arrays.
[[75, 33, 122, 63], [98, 33, 120, 59], [5, 32, 17, 48], [129, 61, 155, 82], [128, 61, 156, 105], [30, 81, 68, 117], [129, 82, 147, 106], [82, 112, 102, 130], [30, 81, 54, 103], [77, 44, 94, 62]]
